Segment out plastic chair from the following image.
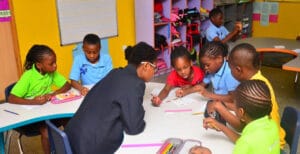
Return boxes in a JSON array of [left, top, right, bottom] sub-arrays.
[[280, 106, 300, 154], [45, 120, 73, 154], [4, 82, 40, 153]]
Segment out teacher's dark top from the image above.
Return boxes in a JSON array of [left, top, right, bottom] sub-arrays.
[[65, 64, 146, 154]]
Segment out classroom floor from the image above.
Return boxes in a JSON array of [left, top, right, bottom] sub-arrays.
[[6, 65, 300, 154]]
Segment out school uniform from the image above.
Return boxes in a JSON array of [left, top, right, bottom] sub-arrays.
[[166, 65, 205, 87], [69, 52, 113, 85], [251, 70, 286, 148], [233, 116, 280, 154], [11, 64, 67, 98], [205, 21, 229, 42], [203, 61, 239, 95], [65, 64, 146, 154]]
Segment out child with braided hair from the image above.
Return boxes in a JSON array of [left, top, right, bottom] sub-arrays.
[[205, 43, 286, 152], [203, 80, 280, 154]]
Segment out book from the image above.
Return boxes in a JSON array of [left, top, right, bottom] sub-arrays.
[[157, 138, 202, 154], [51, 91, 82, 104]]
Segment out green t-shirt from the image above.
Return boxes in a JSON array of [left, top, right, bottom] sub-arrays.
[[233, 116, 280, 154], [11, 65, 67, 98]]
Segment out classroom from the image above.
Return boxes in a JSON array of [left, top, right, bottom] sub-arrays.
[[1, 0, 300, 153]]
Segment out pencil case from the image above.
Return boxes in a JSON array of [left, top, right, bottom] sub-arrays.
[[157, 138, 201, 154], [50, 91, 82, 104]]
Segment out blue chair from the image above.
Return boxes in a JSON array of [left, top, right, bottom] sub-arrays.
[[45, 120, 72, 154], [280, 106, 300, 154], [4, 82, 40, 153]]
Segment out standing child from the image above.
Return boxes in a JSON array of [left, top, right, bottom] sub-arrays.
[[203, 80, 280, 154], [151, 46, 205, 106], [198, 41, 239, 103], [65, 42, 157, 153], [205, 8, 241, 44], [8, 44, 71, 154], [69, 33, 113, 96]]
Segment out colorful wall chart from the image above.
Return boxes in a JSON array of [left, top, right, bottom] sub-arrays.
[[253, 2, 279, 26], [0, 0, 11, 22]]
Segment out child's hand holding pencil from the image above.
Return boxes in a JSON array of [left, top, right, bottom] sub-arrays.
[[151, 94, 162, 107], [203, 117, 221, 131]]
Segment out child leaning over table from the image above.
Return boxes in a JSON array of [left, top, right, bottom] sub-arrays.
[[151, 46, 205, 106], [203, 80, 280, 154], [69, 33, 113, 96], [198, 41, 239, 104], [8, 44, 71, 154], [206, 43, 286, 152]]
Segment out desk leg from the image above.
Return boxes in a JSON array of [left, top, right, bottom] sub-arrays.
[[295, 72, 299, 83], [0, 133, 4, 154]]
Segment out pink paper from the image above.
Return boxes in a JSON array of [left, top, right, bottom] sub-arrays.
[[252, 13, 260, 21], [0, 0, 11, 22], [269, 14, 278, 23]]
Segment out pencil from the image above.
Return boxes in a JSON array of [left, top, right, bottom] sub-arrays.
[[3, 109, 19, 115], [192, 112, 204, 115], [209, 123, 220, 131]]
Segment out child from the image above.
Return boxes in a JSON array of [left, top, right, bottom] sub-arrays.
[[65, 42, 158, 154], [151, 46, 205, 106], [205, 8, 241, 44], [69, 33, 113, 96], [203, 80, 280, 154], [8, 44, 71, 154], [227, 43, 286, 150], [198, 41, 239, 104]]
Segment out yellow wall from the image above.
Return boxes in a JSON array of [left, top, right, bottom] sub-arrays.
[[253, 2, 300, 39], [12, 0, 135, 78]]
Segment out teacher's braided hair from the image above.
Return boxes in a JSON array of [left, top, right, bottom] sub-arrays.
[[234, 79, 272, 119]]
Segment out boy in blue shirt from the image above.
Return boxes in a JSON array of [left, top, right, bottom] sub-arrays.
[[69, 34, 113, 95], [205, 8, 241, 44]]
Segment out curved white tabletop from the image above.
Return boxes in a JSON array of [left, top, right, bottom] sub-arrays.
[[116, 82, 234, 154], [0, 82, 234, 154]]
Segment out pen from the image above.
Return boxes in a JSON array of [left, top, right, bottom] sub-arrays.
[[3, 109, 19, 115]]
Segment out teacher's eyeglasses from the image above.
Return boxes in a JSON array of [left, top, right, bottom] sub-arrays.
[[141, 61, 157, 72]]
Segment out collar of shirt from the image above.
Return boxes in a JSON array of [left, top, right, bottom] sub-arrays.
[[250, 70, 262, 80], [215, 60, 227, 77], [82, 53, 106, 67], [31, 64, 51, 80]]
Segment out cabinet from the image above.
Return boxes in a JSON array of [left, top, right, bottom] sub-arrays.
[[135, 0, 253, 76]]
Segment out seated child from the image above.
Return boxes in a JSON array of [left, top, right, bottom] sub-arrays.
[[8, 44, 71, 154], [69, 33, 113, 96], [203, 80, 280, 154], [205, 8, 241, 44], [151, 46, 205, 106], [198, 41, 239, 104]]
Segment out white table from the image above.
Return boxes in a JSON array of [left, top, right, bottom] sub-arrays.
[[116, 82, 234, 154], [0, 82, 234, 154]]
